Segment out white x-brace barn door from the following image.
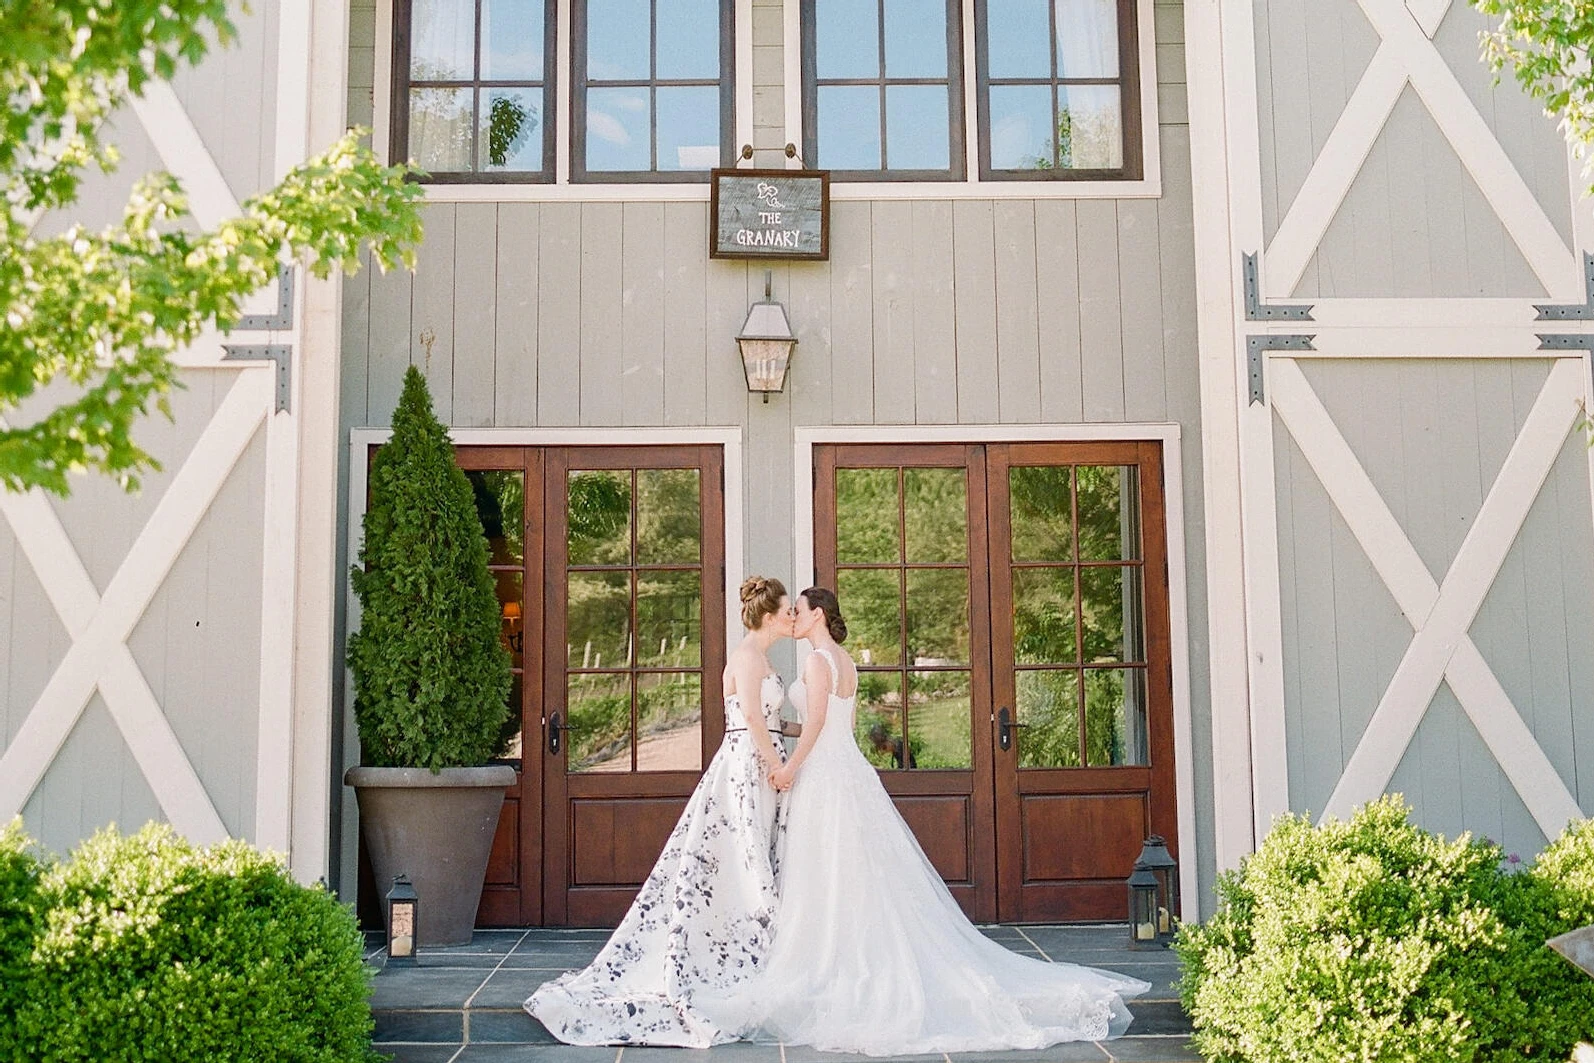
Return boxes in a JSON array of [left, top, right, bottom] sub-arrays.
[[0, 2, 317, 857], [1188, 0, 1594, 861]]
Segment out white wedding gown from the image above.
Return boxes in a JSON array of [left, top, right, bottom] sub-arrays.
[[699, 649, 1150, 1056], [525, 674, 788, 1047]]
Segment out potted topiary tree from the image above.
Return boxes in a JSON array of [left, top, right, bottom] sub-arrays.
[[345, 365, 516, 947]]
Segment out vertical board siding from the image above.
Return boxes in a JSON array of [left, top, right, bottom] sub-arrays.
[[496, 203, 541, 425], [870, 200, 917, 425], [662, 204, 710, 425], [993, 201, 1042, 424], [454, 204, 501, 427], [829, 201, 876, 424], [412, 204, 458, 422], [537, 203, 583, 425], [910, 201, 958, 424], [23, 698, 165, 857], [580, 203, 625, 426], [621, 203, 667, 426], [951, 201, 999, 423]]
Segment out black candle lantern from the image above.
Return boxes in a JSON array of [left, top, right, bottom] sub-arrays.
[[1135, 835, 1179, 944], [386, 874, 419, 965], [1127, 861, 1161, 948]]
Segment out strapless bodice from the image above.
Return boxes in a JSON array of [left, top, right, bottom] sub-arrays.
[[724, 672, 785, 733]]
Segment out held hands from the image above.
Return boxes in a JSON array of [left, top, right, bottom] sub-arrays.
[[769, 763, 796, 792]]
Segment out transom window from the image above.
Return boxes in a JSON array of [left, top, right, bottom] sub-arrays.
[[395, 0, 556, 182], [802, 0, 964, 180], [389, 0, 735, 183], [802, 0, 1142, 182], [575, 0, 735, 180]]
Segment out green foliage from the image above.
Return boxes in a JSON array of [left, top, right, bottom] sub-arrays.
[[1, 0, 422, 495], [348, 367, 514, 769], [0, 820, 44, 1059], [1177, 796, 1594, 1063], [1474, 0, 1594, 192], [11, 823, 376, 1063]]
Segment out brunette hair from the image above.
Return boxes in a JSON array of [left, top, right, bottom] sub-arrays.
[[739, 575, 787, 631], [799, 586, 848, 643]]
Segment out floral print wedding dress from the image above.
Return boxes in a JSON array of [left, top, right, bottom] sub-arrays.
[[525, 673, 787, 1047]]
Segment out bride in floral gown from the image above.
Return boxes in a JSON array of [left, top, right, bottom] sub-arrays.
[[524, 576, 794, 1047]]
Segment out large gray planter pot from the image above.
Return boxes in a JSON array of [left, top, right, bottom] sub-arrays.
[[346, 764, 516, 947]]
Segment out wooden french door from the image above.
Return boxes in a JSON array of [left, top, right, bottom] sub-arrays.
[[457, 445, 726, 926], [814, 441, 1176, 923]]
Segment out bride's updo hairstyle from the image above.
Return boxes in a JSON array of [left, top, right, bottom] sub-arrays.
[[740, 575, 788, 631], [800, 587, 848, 643]]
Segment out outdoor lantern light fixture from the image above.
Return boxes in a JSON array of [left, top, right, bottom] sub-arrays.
[[387, 874, 418, 966], [1127, 860, 1161, 949], [1134, 834, 1180, 944], [737, 269, 797, 401]]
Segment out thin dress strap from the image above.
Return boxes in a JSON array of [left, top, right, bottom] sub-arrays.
[[812, 648, 840, 690]]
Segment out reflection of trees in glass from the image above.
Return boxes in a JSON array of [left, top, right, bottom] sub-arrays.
[[486, 94, 536, 167], [1025, 107, 1117, 170], [469, 470, 525, 562], [637, 469, 701, 563], [568, 471, 630, 563]]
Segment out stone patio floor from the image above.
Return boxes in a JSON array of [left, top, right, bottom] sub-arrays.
[[368, 924, 1198, 1063]]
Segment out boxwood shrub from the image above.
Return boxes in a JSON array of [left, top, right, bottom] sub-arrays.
[[0, 820, 45, 1059], [11, 823, 376, 1063], [1177, 796, 1594, 1063]]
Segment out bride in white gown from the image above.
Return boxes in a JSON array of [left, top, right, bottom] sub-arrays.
[[525, 576, 794, 1047], [700, 587, 1150, 1057]]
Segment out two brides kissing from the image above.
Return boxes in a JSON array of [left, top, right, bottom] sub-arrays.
[[526, 577, 1147, 1056]]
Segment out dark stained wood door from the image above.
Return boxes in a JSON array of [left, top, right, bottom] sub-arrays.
[[814, 444, 999, 921], [813, 441, 1177, 923], [458, 445, 725, 927], [541, 446, 727, 926], [986, 442, 1176, 921], [457, 447, 545, 926]]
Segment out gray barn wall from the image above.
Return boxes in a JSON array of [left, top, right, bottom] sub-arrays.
[[339, 0, 1217, 903], [1274, 358, 1594, 858], [1254, 0, 1572, 299], [1253, 0, 1594, 855], [0, 4, 281, 857]]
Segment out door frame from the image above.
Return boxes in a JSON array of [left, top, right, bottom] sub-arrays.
[[342, 426, 746, 913], [794, 423, 1197, 918]]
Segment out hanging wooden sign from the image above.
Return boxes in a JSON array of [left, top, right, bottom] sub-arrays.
[[709, 168, 830, 260]]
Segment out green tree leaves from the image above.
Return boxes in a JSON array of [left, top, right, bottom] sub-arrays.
[[1475, 0, 1594, 190], [1, 0, 422, 495]]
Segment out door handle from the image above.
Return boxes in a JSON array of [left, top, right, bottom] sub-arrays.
[[997, 707, 1028, 752], [547, 711, 587, 755]]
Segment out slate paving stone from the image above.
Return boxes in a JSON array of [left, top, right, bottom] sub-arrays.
[[374, 1010, 466, 1044], [947, 1044, 1111, 1062], [621, 1044, 785, 1063], [781, 1049, 947, 1063], [1122, 1003, 1190, 1037], [469, 969, 543, 1008], [373, 967, 492, 1009], [376, 1044, 462, 1063], [456, 1045, 622, 1062], [1100, 1036, 1201, 1062], [467, 1008, 559, 1044]]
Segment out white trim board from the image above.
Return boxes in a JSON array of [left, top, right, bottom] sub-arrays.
[[791, 422, 1199, 922]]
